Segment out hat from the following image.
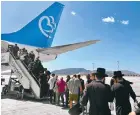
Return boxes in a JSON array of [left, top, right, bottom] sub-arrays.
[[113, 71, 117, 78], [114, 71, 124, 78], [95, 68, 108, 77]]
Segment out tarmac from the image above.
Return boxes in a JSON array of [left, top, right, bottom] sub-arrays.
[[1, 96, 69, 115], [1, 76, 140, 115], [1, 92, 140, 115]]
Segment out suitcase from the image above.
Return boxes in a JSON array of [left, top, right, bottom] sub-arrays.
[[68, 103, 84, 115]]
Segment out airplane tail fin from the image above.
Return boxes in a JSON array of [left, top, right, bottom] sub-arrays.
[[2, 2, 64, 48]]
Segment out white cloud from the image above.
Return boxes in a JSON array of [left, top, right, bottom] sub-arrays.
[[71, 11, 76, 16], [102, 17, 115, 23], [120, 20, 129, 25]]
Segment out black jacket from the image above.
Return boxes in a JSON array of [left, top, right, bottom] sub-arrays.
[[81, 81, 112, 115], [80, 78, 85, 91], [111, 79, 136, 115], [123, 78, 133, 85], [86, 79, 92, 84], [40, 73, 48, 97]]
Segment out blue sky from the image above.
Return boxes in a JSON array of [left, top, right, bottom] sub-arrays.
[[1, 1, 140, 73]]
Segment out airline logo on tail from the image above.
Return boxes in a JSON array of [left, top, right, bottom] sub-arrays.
[[39, 16, 56, 39], [1, 2, 64, 48]]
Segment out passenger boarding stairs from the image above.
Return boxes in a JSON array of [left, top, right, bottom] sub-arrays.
[[1, 51, 41, 99]]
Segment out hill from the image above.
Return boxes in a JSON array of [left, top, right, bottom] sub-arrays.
[[52, 68, 91, 75], [52, 68, 140, 76]]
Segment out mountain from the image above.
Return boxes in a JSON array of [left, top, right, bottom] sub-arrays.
[[52, 68, 140, 76], [105, 70, 140, 76], [52, 68, 91, 75]]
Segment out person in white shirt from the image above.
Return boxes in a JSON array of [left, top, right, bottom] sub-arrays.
[[48, 73, 57, 104]]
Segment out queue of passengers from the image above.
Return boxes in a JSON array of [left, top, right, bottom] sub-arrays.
[[81, 68, 138, 115], [47, 69, 139, 115], [8, 44, 47, 79], [8, 44, 51, 97], [47, 73, 85, 108], [7, 44, 140, 115]]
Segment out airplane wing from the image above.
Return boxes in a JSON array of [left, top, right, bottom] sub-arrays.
[[36, 40, 100, 55], [1, 40, 99, 73]]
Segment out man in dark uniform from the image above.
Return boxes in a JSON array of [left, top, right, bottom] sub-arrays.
[[39, 71, 47, 98], [23, 52, 30, 66], [44, 68, 51, 82], [43, 68, 50, 96], [37, 57, 44, 74], [33, 57, 44, 79], [29, 51, 35, 61], [13, 44, 19, 58], [32, 57, 40, 78], [28, 60, 35, 73], [81, 68, 112, 115], [111, 71, 136, 115]]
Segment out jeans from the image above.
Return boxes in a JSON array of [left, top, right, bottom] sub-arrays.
[[56, 92, 64, 105], [49, 89, 55, 103], [65, 91, 69, 106]]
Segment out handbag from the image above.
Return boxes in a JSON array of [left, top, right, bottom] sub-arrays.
[[68, 103, 84, 115]]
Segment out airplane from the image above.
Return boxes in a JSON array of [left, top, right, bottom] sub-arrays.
[[1, 2, 100, 64]]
